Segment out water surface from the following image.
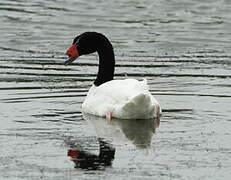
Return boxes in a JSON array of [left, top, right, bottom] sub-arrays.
[[0, 0, 231, 179]]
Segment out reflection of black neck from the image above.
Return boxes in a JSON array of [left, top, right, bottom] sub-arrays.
[[94, 40, 115, 86], [68, 138, 115, 169]]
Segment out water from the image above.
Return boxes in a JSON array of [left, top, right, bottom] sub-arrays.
[[0, 0, 231, 179]]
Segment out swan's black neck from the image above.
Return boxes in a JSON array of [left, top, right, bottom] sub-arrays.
[[94, 40, 115, 86], [73, 32, 115, 86]]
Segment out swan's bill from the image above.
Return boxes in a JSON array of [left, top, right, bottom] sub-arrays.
[[64, 56, 77, 65]]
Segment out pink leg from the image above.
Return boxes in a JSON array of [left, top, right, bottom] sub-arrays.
[[106, 112, 113, 121]]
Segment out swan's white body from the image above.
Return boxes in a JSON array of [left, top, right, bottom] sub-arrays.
[[82, 79, 161, 119]]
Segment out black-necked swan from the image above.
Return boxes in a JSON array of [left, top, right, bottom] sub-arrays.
[[65, 32, 161, 120]]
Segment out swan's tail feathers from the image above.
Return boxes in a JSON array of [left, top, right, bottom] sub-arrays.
[[123, 94, 150, 110], [121, 93, 154, 119]]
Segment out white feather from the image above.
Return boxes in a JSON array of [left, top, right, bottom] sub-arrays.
[[82, 78, 161, 119]]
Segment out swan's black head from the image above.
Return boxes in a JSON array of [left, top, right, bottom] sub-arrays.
[[65, 32, 115, 86], [65, 32, 110, 65]]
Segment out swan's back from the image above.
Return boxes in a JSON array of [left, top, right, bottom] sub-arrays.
[[82, 79, 161, 119]]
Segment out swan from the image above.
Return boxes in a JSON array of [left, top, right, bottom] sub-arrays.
[[65, 32, 161, 119]]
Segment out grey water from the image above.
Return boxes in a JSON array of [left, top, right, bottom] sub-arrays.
[[0, 0, 231, 179]]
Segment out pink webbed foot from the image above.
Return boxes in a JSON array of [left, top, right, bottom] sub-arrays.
[[155, 104, 161, 127]]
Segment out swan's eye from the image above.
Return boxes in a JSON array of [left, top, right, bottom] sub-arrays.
[[74, 38, 80, 45]]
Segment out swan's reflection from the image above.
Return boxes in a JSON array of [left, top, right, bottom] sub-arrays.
[[83, 113, 159, 148], [67, 114, 160, 169]]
